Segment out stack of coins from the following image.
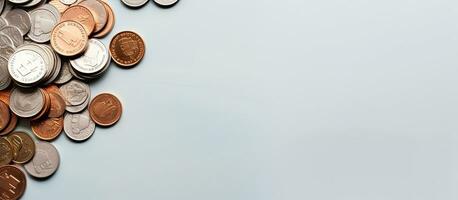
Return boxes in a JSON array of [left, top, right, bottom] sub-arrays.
[[0, 0, 151, 198]]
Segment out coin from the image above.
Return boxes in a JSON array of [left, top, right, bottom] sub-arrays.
[[48, 92, 66, 118], [9, 88, 45, 118], [49, 0, 69, 14], [8, 47, 47, 86], [0, 100, 9, 131], [60, 0, 76, 5], [89, 93, 122, 126], [93, 0, 114, 38], [30, 89, 51, 121], [0, 34, 13, 48], [61, 5, 95, 35], [31, 117, 63, 140], [121, 0, 148, 8], [4, 9, 32, 36], [54, 61, 73, 85], [7, 131, 35, 164], [79, 0, 107, 33], [0, 113, 17, 136], [0, 45, 14, 59], [70, 38, 109, 75], [0, 89, 10, 105], [28, 4, 61, 43], [50, 20, 88, 56], [7, 0, 31, 4], [24, 142, 60, 178], [153, 0, 179, 7], [109, 31, 145, 68], [0, 56, 10, 90], [0, 137, 13, 165], [64, 109, 95, 141], [0, 165, 26, 200], [59, 80, 89, 106], [0, 26, 23, 47]]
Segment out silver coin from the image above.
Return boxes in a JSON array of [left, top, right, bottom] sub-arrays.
[[24, 142, 60, 178], [154, 0, 178, 7], [65, 92, 89, 113], [9, 87, 44, 118], [60, 0, 76, 5], [64, 110, 95, 141], [7, 0, 31, 4], [0, 56, 10, 90], [0, 0, 5, 16], [8, 47, 47, 85], [4, 9, 32, 36], [54, 60, 73, 84], [59, 80, 89, 106], [0, 26, 23, 47], [0, 17, 7, 29], [22, 0, 44, 8], [121, 0, 148, 7], [70, 39, 108, 75], [28, 5, 60, 43], [0, 33, 12, 47], [0, 45, 14, 58]]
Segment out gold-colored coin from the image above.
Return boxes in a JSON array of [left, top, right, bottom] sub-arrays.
[[0, 137, 13, 165], [7, 132, 35, 164]]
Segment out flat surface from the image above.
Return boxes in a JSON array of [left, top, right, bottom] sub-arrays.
[[22, 0, 458, 199]]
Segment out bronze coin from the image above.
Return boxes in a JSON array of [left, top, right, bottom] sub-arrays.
[[7, 131, 35, 164], [0, 89, 10, 105], [0, 165, 26, 200], [30, 89, 51, 121], [49, 0, 69, 13], [0, 113, 17, 136], [31, 117, 63, 141], [89, 93, 122, 126], [0, 137, 13, 165], [48, 92, 66, 118], [109, 31, 145, 68], [61, 5, 96, 35], [93, 0, 115, 38], [78, 0, 108, 33], [0, 100, 10, 132], [51, 20, 88, 57]]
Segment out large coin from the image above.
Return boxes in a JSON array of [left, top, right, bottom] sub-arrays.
[[0, 165, 26, 200], [64, 109, 95, 141], [24, 142, 60, 178], [89, 93, 122, 126], [0, 137, 13, 165], [8, 47, 47, 86], [50, 20, 88, 56], [7, 131, 35, 164], [9, 88, 45, 118], [109, 31, 145, 68]]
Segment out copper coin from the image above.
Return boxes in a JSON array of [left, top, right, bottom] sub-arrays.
[[48, 92, 66, 118], [49, 0, 69, 13], [0, 165, 26, 200], [30, 89, 51, 121], [31, 117, 63, 141], [93, 1, 114, 38], [7, 131, 35, 164], [89, 93, 122, 126], [0, 89, 10, 105], [0, 137, 13, 165], [78, 0, 108, 33], [0, 113, 17, 136], [51, 20, 88, 57], [43, 84, 62, 97], [109, 31, 145, 68], [0, 100, 9, 131], [61, 5, 96, 35]]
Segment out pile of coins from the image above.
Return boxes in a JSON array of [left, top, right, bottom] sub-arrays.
[[0, 0, 150, 198]]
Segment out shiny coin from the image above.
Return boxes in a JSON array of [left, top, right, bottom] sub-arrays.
[[9, 87, 45, 118], [0, 137, 13, 165], [0, 113, 17, 136], [93, 0, 114, 38], [0, 26, 23, 47], [153, 0, 178, 7], [28, 4, 61, 43], [0, 56, 10, 90], [7, 131, 35, 164], [31, 117, 63, 141], [121, 0, 148, 8], [79, 0, 107, 33], [24, 142, 60, 178], [0, 100, 9, 131], [59, 80, 90, 106], [89, 93, 122, 126], [109, 31, 145, 68], [0, 165, 26, 200], [64, 109, 95, 141], [61, 5, 95, 35], [70, 38, 109, 75], [4, 9, 32, 36], [51, 20, 88, 56], [8, 47, 47, 86]]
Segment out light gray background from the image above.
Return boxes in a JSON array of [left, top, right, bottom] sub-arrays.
[[22, 0, 458, 199]]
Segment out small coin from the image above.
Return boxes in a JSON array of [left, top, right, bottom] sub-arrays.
[[0, 137, 13, 165], [109, 31, 145, 68], [31, 117, 63, 141], [153, 0, 178, 7], [0, 113, 17, 136], [89, 93, 122, 126], [61, 5, 95, 35], [93, 0, 114, 38], [121, 0, 148, 8], [4, 9, 32, 36], [64, 109, 95, 141], [0, 165, 26, 200], [79, 0, 107, 33], [24, 142, 60, 178], [50, 20, 88, 56], [0, 100, 9, 131], [9, 88, 45, 118], [7, 131, 35, 164]]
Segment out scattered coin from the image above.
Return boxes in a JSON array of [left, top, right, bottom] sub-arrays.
[[24, 142, 60, 178], [31, 117, 63, 140], [70, 38, 110, 79], [109, 31, 145, 68], [89, 93, 122, 126], [64, 109, 95, 141], [0, 165, 26, 200], [7, 131, 35, 164]]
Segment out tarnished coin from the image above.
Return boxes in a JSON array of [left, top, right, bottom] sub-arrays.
[[8, 48, 47, 86], [50, 20, 88, 56], [93, 0, 114, 38], [0, 137, 13, 165], [0, 26, 23, 47], [121, 0, 148, 8], [64, 109, 95, 141], [9, 88, 45, 118], [61, 5, 95, 35], [31, 117, 63, 141], [7, 131, 35, 164], [89, 93, 122, 126], [70, 39, 109, 74], [79, 0, 107, 33], [28, 4, 61, 43], [153, 0, 178, 7], [0, 165, 26, 200], [59, 80, 89, 106], [24, 142, 60, 178], [60, 0, 76, 5], [0, 113, 17, 136], [0, 56, 10, 90], [109, 31, 145, 68], [0, 100, 9, 131], [4, 9, 32, 36]]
